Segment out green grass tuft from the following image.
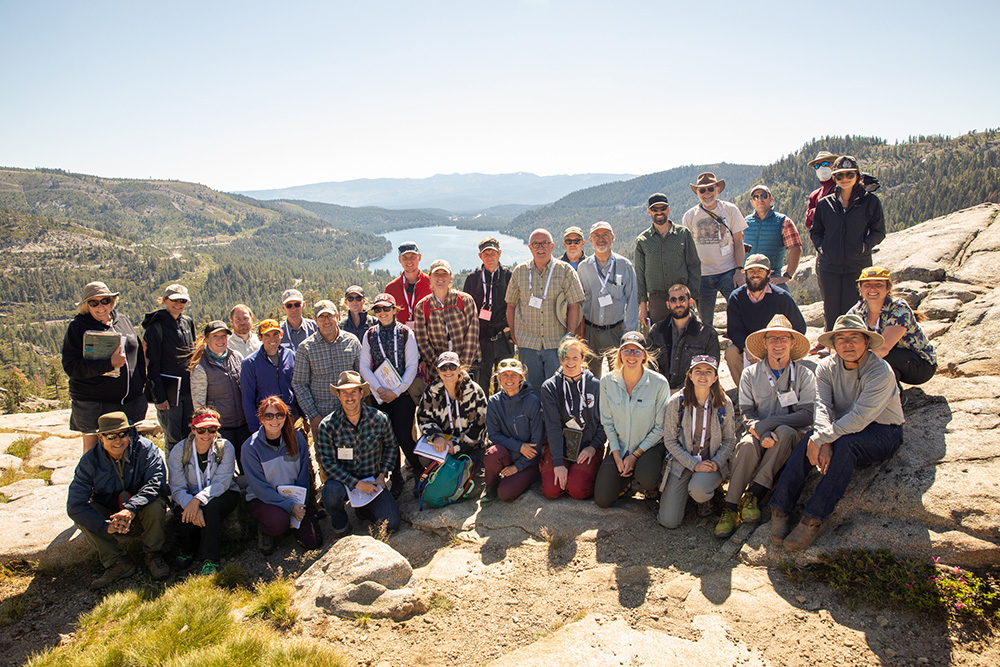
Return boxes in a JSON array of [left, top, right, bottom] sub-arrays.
[[244, 578, 297, 630], [428, 592, 454, 613]]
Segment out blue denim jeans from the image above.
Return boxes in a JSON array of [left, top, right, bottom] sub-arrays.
[[697, 268, 737, 328], [517, 346, 560, 394], [769, 423, 903, 521], [322, 479, 401, 533]]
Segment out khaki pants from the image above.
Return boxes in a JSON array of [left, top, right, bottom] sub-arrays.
[[75, 497, 168, 568], [585, 322, 623, 377], [724, 425, 802, 505]]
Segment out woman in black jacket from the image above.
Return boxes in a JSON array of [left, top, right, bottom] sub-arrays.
[[810, 155, 886, 332], [62, 282, 147, 453]]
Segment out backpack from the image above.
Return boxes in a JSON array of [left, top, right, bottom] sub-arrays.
[[423, 295, 465, 324], [417, 453, 477, 509]]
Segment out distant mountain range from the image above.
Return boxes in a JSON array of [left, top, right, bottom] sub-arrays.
[[237, 172, 636, 212]]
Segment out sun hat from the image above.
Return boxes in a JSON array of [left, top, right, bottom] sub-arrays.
[[856, 266, 892, 283], [817, 313, 885, 350], [329, 370, 370, 397], [808, 150, 841, 167], [690, 172, 726, 194], [80, 282, 119, 303], [90, 411, 133, 435], [744, 314, 811, 361]]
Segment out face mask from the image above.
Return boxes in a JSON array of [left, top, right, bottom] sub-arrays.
[[816, 167, 833, 182]]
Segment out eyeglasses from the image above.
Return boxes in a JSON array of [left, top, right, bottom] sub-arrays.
[[284, 302, 302, 308], [194, 427, 218, 435], [172, 298, 189, 304], [102, 431, 128, 441], [345, 295, 363, 302], [591, 233, 613, 242], [765, 335, 793, 343], [813, 161, 831, 169], [621, 348, 644, 357], [88, 297, 114, 307], [261, 413, 285, 421], [668, 295, 688, 303], [751, 193, 770, 201], [564, 238, 583, 245], [529, 241, 552, 248], [438, 363, 459, 372], [372, 305, 394, 313], [698, 187, 715, 194], [649, 205, 668, 213], [834, 172, 857, 181]]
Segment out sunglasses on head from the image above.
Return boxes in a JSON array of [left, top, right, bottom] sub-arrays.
[[751, 193, 770, 201], [813, 161, 831, 169], [438, 363, 459, 372], [102, 431, 128, 441], [345, 295, 363, 302], [284, 302, 302, 308], [372, 305, 394, 313], [261, 412, 285, 421], [698, 187, 715, 194], [194, 427, 218, 435], [88, 297, 114, 308], [497, 360, 521, 370], [834, 172, 858, 180]]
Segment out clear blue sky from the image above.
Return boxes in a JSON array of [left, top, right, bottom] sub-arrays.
[[1, 1, 996, 192]]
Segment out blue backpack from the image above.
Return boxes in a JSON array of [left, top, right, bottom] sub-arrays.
[[418, 453, 477, 509]]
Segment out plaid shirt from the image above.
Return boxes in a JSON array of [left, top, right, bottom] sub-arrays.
[[315, 405, 397, 488], [506, 258, 585, 350], [781, 216, 802, 249], [291, 329, 361, 419], [413, 289, 481, 367]]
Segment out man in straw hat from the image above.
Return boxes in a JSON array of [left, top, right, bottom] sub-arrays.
[[67, 411, 170, 589], [714, 315, 816, 538], [769, 314, 904, 550], [316, 371, 401, 538], [682, 172, 747, 326]]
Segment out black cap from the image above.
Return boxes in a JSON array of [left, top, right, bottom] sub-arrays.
[[397, 242, 420, 256], [647, 193, 669, 208], [203, 320, 232, 337]]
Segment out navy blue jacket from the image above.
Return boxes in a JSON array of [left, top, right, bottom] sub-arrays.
[[540, 369, 605, 468], [486, 382, 544, 471], [240, 345, 297, 431], [726, 284, 806, 353]]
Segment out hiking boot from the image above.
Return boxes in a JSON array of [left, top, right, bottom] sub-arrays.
[[739, 493, 762, 523], [200, 560, 220, 576], [714, 508, 741, 538], [332, 520, 352, 537], [174, 552, 194, 570], [770, 508, 791, 546], [784, 516, 824, 551], [696, 500, 713, 517], [90, 556, 136, 590], [481, 484, 498, 503], [257, 527, 275, 556], [145, 552, 170, 580]]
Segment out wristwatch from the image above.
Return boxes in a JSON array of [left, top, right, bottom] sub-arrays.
[[782, 272, 793, 280]]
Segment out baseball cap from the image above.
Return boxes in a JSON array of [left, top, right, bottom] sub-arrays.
[[282, 288, 304, 305]]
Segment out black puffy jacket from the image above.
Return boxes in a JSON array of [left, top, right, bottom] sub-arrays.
[[810, 187, 886, 275]]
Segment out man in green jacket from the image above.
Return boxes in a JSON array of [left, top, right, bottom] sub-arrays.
[[634, 193, 701, 326]]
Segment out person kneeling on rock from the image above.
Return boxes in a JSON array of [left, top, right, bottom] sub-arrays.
[[67, 411, 170, 589], [482, 358, 543, 502], [769, 314, 904, 550]]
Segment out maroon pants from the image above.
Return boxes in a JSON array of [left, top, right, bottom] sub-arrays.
[[247, 498, 323, 550], [484, 444, 541, 502], [539, 443, 604, 500]]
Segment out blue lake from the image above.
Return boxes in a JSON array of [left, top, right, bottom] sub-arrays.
[[368, 226, 534, 273]]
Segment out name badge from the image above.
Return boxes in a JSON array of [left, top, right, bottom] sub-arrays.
[[528, 296, 544, 309], [615, 274, 622, 286], [778, 390, 798, 408], [479, 307, 492, 321], [337, 448, 354, 461], [720, 241, 733, 257], [598, 294, 613, 308]]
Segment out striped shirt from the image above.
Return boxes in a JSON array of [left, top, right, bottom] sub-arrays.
[[291, 329, 361, 420]]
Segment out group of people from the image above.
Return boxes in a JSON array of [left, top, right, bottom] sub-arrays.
[[62, 151, 938, 590]]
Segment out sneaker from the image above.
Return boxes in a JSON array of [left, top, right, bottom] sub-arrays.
[[697, 500, 713, 517], [739, 493, 762, 523], [332, 520, 352, 537], [90, 556, 136, 590], [145, 552, 170, 580], [200, 560, 220, 575], [174, 552, 194, 570], [809, 342, 825, 355], [257, 527, 275, 556], [481, 484, 498, 503], [714, 508, 741, 538]]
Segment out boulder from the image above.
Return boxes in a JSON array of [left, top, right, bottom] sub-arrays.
[[918, 297, 963, 321], [925, 281, 985, 304], [930, 285, 1000, 365], [947, 349, 1000, 378], [293, 535, 427, 621], [798, 301, 824, 328], [0, 453, 23, 470], [892, 281, 933, 309], [788, 255, 820, 305], [0, 483, 90, 567]]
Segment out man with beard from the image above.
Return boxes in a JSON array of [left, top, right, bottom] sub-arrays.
[[635, 193, 701, 326], [724, 254, 806, 384], [228, 304, 261, 359], [647, 283, 720, 391], [742, 186, 801, 287], [578, 222, 638, 375]]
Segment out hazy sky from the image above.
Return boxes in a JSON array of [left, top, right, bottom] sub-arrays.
[[2, 1, 996, 192]]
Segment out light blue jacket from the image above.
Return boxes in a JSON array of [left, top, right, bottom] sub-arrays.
[[599, 368, 671, 457]]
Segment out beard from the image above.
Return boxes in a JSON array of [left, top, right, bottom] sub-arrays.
[[670, 303, 691, 320], [747, 275, 769, 292]]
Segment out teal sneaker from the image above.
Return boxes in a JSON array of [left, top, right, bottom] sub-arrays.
[[201, 560, 219, 575]]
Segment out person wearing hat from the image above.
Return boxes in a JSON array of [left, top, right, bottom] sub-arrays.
[[811, 155, 886, 332], [658, 355, 736, 529], [578, 221, 639, 375], [714, 315, 816, 538], [167, 407, 241, 575], [67, 411, 170, 589], [724, 253, 807, 384], [414, 259, 481, 372], [634, 193, 701, 326], [560, 226, 589, 272], [227, 304, 261, 359], [189, 320, 250, 460], [682, 173, 748, 326], [481, 358, 543, 502], [62, 281, 148, 453], [142, 283, 196, 451], [847, 266, 937, 386], [384, 241, 432, 328], [240, 319, 298, 433], [359, 292, 422, 497], [769, 313, 904, 550], [805, 150, 840, 231], [340, 285, 374, 341], [462, 237, 514, 393], [742, 185, 802, 286], [506, 229, 586, 393], [279, 288, 317, 352], [539, 336, 606, 500], [292, 300, 362, 440], [416, 351, 488, 458], [317, 371, 401, 536], [594, 331, 671, 508], [647, 283, 720, 392]]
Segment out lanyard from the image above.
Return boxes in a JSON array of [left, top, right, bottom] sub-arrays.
[[528, 262, 555, 301], [765, 362, 796, 395], [562, 374, 585, 426], [689, 400, 710, 456], [376, 325, 399, 368], [433, 294, 453, 349], [482, 268, 495, 310], [700, 205, 730, 243], [444, 388, 463, 435], [402, 274, 418, 315], [596, 256, 615, 295], [192, 448, 212, 492]]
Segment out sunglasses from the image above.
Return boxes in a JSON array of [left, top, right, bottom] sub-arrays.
[[172, 298, 189, 304], [345, 295, 364, 302], [88, 297, 114, 308], [621, 348, 645, 357], [649, 205, 668, 212], [372, 305, 394, 313], [834, 172, 858, 181], [261, 412, 285, 421], [813, 161, 832, 169], [284, 302, 303, 308], [194, 427, 218, 435], [668, 295, 688, 303], [751, 193, 770, 201], [698, 187, 715, 194], [438, 363, 459, 372], [564, 238, 583, 245], [102, 431, 128, 441]]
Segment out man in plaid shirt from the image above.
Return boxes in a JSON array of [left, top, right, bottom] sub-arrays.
[[414, 259, 481, 373], [742, 185, 802, 287], [291, 300, 361, 439], [317, 371, 400, 535]]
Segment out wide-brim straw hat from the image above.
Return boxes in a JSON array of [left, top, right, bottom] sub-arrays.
[[690, 172, 726, 194], [817, 313, 885, 350], [744, 314, 811, 361], [330, 370, 370, 397]]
